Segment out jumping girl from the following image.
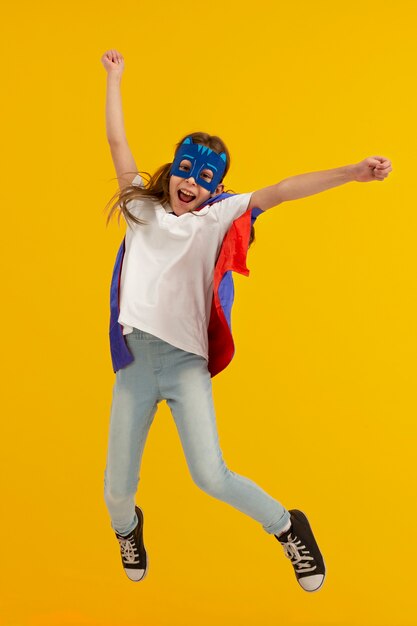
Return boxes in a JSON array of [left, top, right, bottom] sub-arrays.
[[100, 49, 392, 592]]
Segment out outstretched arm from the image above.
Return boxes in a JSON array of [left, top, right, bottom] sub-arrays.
[[248, 157, 393, 212], [102, 49, 128, 143], [101, 49, 138, 189]]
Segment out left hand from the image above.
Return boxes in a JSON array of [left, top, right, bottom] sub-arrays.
[[352, 156, 393, 182]]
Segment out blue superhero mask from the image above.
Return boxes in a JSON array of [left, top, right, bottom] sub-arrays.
[[170, 136, 227, 193]]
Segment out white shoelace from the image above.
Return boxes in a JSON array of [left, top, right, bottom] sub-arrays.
[[280, 532, 317, 573], [117, 533, 140, 564]]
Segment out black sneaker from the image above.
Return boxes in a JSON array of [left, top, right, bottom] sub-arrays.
[[275, 509, 325, 592], [115, 506, 148, 582]]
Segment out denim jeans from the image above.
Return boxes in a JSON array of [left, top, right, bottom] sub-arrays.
[[103, 328, 290, 536]]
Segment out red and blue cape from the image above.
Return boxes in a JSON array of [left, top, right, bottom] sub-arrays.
[[109, 193, 262, 377]]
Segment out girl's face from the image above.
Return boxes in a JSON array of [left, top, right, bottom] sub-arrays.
[[169, 158, 224, 216]]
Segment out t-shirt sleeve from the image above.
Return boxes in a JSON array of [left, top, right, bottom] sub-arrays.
[[210, 192, 254, 237], [125, 174, 145, 219], [131, 173, 144, 188]]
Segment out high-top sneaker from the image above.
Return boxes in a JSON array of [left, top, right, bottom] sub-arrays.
[[275, 509, 325, 592], [115, 506, 148, 582]]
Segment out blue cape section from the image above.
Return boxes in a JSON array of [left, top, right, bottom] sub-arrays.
[[109, 193, 262, 375]]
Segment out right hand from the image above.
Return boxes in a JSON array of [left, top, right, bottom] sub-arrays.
[[101, 49, 125, 76]]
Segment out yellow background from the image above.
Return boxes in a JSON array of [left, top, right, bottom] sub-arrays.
[[1, 1, 415, 625]]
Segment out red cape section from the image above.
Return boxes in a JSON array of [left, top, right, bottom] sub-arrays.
[[207, 207, 253, 377]]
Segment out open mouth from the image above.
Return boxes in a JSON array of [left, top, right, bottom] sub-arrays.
[[178, 189, 196, 204]]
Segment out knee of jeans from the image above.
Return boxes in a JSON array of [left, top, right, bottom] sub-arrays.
[[191, 463, 232, 496]]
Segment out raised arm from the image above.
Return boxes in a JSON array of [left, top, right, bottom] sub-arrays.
[[248, 157, 393, 212], [101, 49, 138, 190]]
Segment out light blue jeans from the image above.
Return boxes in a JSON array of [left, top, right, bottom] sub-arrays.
[[103, 328, 290, 536]]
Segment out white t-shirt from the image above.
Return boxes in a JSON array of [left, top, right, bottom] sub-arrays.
[[118, 174, 254, 360]]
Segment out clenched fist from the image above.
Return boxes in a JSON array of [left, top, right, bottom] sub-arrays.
[[352, 157, 393, 183], [101, 49, 125, 76]]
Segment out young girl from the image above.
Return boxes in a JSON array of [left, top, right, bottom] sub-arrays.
[[100, 49, 392, 592]]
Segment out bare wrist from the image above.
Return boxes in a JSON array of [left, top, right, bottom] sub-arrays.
[[346, 163, 359, 182], [107, 71, 123, 83]]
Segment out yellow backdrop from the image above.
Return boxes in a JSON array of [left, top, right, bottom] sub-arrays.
[[1, 0, 415, 625]]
